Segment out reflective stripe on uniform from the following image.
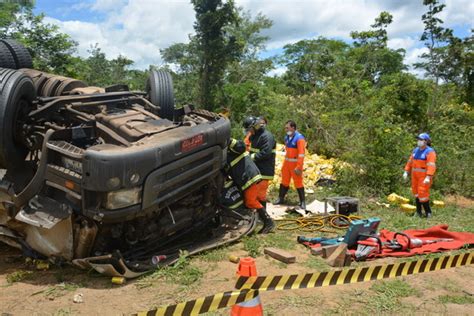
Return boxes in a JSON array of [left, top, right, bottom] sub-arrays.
[[412, 168, 427, 172], [285, 158, 298, 162], [427, 162, 436, 166], [230, 152, 249, 167], [298, 154, 305, 157], [250, 147, 276, 153], [229, 200, 244, 210], [419, 197, 429, 202], [242, 174, 262, 190], [224, 181, 234, 188], [261, 175, 274, 180]]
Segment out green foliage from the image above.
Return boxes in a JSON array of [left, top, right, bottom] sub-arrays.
[[192, 0, 242, 110], [6, 270, 33, 284], [0, 3, 78, 75], [351, 11, 393, 48], [438, 294, 474, 305], [366, 280, 419, 313]]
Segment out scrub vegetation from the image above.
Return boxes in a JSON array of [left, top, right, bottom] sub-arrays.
[[1, 0, 472, 200]]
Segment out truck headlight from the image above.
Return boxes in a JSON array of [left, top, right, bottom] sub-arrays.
[[105, 187, 142, 210]]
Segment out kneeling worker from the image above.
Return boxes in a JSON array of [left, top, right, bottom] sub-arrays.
[[227, 138, 275, 234], [274, 120, 307, 209]]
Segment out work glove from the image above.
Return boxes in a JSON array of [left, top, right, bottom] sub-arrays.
[[423, 176, 431, 184], [294, 168, 302, 176], [403, 171, 409, 181]]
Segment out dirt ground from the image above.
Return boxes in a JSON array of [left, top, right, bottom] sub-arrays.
[[1, 240, 473, 315]]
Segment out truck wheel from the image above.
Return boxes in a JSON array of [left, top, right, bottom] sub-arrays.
[[0, 41, 17, 69], [0, 68, 36, 169], [146, 70, 175, 120], [0, 39, 33, 69]]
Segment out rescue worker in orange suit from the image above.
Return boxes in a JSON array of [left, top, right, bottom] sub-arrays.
[[274, 120, 306, 209], [227, 138, 275, 234], [404, 133, 437, 218], [243, 116, 276, 234]]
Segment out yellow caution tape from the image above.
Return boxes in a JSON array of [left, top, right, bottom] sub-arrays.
[[133, 252, 473, 316], [235, 252, 473, 291]]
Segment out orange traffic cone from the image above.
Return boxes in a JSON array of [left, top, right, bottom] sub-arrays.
[[231, 257, 263, 316]]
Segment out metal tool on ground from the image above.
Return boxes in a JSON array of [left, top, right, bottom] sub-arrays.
[[385, 233, 454, 251], [355, 232, 455, 261], [297, 236, 343, 246]]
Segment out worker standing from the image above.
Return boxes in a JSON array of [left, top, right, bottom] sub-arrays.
[[403, 133, 437, 218], [274, 120, 306, 210], [244, 116, 276, 234], [226, 138, 274, 234]]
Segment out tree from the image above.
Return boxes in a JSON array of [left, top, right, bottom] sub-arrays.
[[350, 11, 406, 83], [351, 11, 393, 48], [415, 0, 453, 84], [162, 5, 273, 110], [191, 0, 242, 110], [0, 2, 78, 76], [281, 38, 351, 94]]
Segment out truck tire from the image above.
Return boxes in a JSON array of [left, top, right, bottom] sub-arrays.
[[55, 78, 87, 96], [19, 68, 50, 94], [41, 75, 66, 97], [146, 70, 175, 120], [0, 39, 33, 69], [0, 68, 36, 169], [0, 41, 17, 69]]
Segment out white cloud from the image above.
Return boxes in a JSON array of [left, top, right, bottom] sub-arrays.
[[44, 0, 473, 72], [44, 1, 195, 69], [388, 37, 417, 51]]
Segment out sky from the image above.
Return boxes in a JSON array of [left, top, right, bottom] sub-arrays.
[[34, 0, 473, 75]]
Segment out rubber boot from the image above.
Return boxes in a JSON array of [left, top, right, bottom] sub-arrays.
[[257, 207, 275, 234], [414, 198, 423, 217], [422, 201, 432, 218], [297, 187, 306, 210], [273, 185, 288, 205]]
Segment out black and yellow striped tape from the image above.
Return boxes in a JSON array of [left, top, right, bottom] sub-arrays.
[[134, 252, 473, 316], [235, 252, 473, 291], [135, 289, 259, 316]]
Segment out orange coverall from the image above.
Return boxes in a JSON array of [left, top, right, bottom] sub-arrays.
[[404, 146, 436, 202], [282, 131, 306, 188]]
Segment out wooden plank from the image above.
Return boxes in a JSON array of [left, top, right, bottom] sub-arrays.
[[326, 243, 348, 267], [264, 247, 296, 264], [310, 247, 323, 256], [321, 244, 339, 258]]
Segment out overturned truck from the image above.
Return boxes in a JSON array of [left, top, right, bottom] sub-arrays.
[[0, 39, 255, 277]]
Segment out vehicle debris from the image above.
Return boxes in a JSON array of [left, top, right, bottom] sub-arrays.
[[0, 40, 256, 278]]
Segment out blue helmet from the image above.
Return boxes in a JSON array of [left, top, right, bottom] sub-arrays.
[[416, 133, 431, 141]]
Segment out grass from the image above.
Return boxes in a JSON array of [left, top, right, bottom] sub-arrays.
[[301, 256, 328, 271], [32, 282, 82, 299], [6, 270, 33, 284], [365, 279, 419, 313], [438, 294, 474, 305], [136, 251, 204, 290], [242, 235, 261, 257], [199, 246, 229, 262]]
